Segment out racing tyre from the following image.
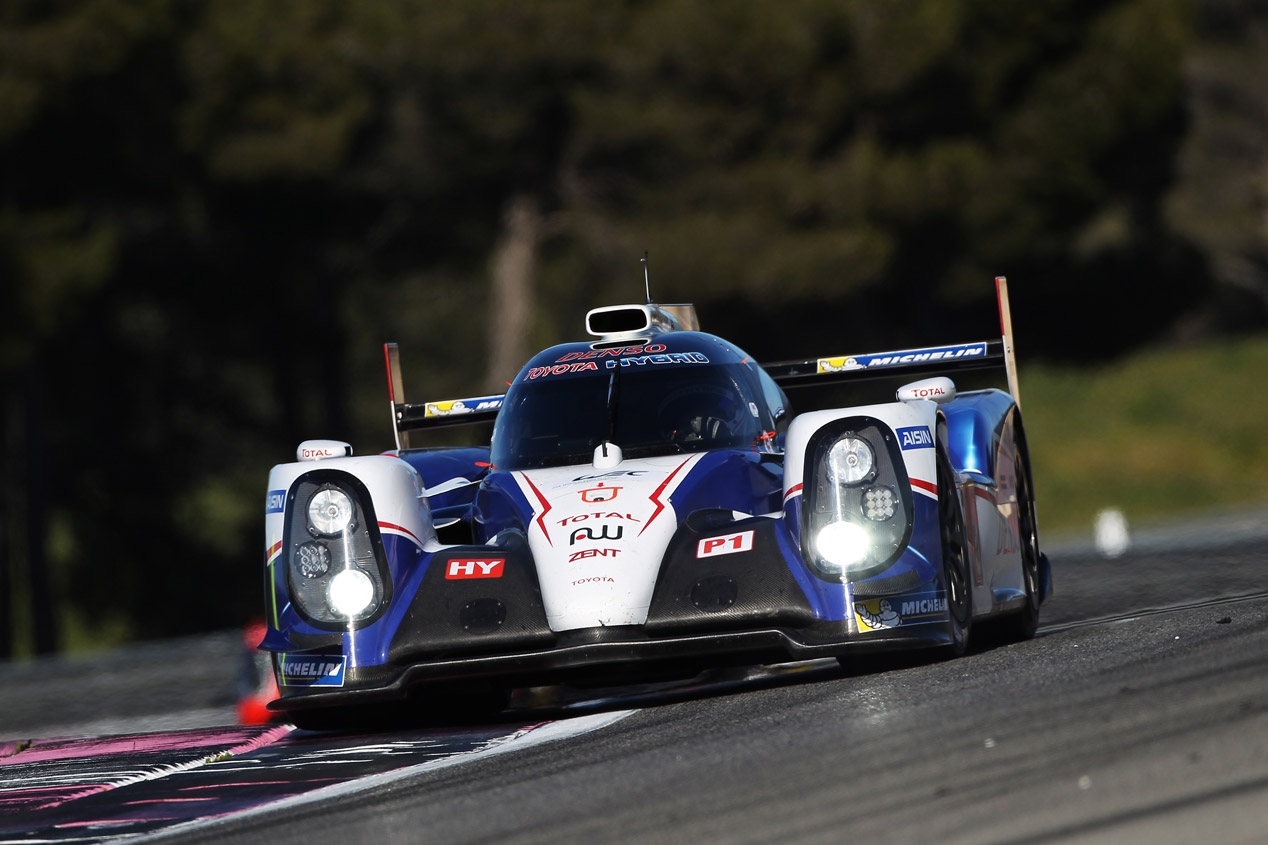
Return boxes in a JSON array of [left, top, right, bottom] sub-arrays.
[[992, 423, 1041, 643], [937, 423, 972, 656]]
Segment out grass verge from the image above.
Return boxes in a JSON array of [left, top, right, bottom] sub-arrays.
[[1021, 334, 1268, 536]]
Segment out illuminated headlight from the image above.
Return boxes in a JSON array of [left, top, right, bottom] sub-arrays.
[[308, 488, 354, 535], [285, 472, 390, 629], [815, 521, 870, 575], [803, 418, 914, 582], [826, 437, 874, 485], [863, 486, 896, 521], [328, 568, 376, 619]]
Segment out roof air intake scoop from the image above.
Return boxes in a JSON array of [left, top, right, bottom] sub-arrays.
[[585, 303, 698, 343]]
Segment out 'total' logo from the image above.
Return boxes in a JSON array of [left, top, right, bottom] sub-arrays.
[[445, 558, 505, 579], [696, 530, 755, 559]]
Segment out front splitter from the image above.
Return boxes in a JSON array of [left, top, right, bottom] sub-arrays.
[[270, 622, 949, 714]]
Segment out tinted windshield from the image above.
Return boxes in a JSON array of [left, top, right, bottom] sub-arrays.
[[490, 362, 769, 470]]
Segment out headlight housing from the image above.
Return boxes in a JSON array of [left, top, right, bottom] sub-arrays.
[[803, 418, 913, 581], [307, 488, 355, 535], [282, 473, 391, 628], [826, 437, 874, 485]]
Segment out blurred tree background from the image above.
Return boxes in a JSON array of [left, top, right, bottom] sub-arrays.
[[1, 0, 1265, 655]]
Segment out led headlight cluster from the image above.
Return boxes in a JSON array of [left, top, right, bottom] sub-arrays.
[[864, 486, 896, 521], [282, 474, 390, 628], [295, 542, 331, 579], [803, 418, 913, 581]]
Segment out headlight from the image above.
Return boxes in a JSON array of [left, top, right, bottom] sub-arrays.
[[815, 521, 870, 574], [284, 472, 391, 629], [308, 488, 354, 535], [803, 419, 914, 582], [826, 437, 874, 485], [328, 568, 376, 619]]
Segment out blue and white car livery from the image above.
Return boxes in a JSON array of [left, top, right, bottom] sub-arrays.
[[260, 280, 1050, 726]]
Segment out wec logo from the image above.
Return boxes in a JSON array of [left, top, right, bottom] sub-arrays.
[[897, 426, 933, 450]]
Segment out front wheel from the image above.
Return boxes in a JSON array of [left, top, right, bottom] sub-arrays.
[[937, 424, 972, 656]]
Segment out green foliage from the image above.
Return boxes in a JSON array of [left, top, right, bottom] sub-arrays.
[[1024, 336, 1268, 535], [0, 209, 117, 368], [0, 0, 172, 142], [182, 1, 377, 180]]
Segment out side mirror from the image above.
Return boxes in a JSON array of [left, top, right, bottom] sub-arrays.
[[896, 377, 956, 405], [296, 439, 353, 461]]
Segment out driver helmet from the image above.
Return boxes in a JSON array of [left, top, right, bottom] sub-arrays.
[[658, 379, 750, 443]]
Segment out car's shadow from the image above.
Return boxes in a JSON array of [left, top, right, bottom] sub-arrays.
[[296, 630, 1039, 735], [499, 623, 1046, 720]]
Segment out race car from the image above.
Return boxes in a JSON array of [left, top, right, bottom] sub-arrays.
[[259, 278, 1050, 728]]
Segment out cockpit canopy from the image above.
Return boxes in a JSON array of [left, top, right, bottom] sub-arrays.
[[490, 333, 778, 471]]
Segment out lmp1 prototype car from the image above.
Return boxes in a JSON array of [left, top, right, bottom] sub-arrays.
[[260, 278, 1050, 728]]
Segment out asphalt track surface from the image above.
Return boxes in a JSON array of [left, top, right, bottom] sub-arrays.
[[2, 513, 1267, 844]]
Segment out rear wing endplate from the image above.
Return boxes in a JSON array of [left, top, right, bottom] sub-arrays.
[[384, 344, 503, 450], [763, 277, 1023, 407]]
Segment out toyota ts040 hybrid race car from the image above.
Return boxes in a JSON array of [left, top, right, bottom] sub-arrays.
[[259, 277, 1051, 728]]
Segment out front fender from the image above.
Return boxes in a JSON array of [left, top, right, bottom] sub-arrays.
[[784, 401, 940, 502], [262, 455, 434, 643], [782, 400, 943, 596], [266, 454, 434, 561]]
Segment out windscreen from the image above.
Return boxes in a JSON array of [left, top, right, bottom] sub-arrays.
[[490, 362, 770, 470]]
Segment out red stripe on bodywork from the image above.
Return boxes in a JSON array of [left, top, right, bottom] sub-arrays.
[[379, 521, 424, 547], [910, 478, 938, 496], [784, 482, 803, 501], [639, 457, 692, 537], [384, 344, 395, 403], [266, 541, 283, 563], [520, 473, 554, 547]]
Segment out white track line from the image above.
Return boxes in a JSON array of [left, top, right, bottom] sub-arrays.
[[130, 709, 636, 843]]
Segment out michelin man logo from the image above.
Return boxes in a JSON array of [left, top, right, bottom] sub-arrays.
[[855, 599, 902, 630], [818, 356, 863, 374]]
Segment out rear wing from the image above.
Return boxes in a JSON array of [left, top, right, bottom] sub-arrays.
[[384, 278, 1022, 448], [763, 277, 1023, 405], [384, 344, 503, 450]]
